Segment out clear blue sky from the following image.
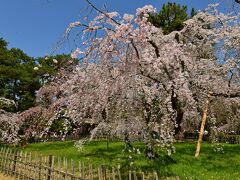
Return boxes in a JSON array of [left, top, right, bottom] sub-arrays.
[[0, 0, 223, 58]]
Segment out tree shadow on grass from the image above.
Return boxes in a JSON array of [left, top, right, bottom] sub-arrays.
[[83, 146, 126, 162], [82, 144, 177, 175], [117, 153, 177, 177]]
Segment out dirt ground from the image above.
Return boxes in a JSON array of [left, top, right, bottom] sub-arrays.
[[0, 173, 15, 180]]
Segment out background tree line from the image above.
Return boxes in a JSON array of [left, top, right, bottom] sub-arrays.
[[0, 38, 76, 112]]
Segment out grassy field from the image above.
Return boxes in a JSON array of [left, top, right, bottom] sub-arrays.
[[2, 140, 240, 179]]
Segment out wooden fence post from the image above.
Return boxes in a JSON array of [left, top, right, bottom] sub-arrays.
[[0, 148, 2, 170], [1, 148, 6, 172], [57, 157, 61, 180], [64, 157, 68, 180], [4, 148, 9, 174], [129, 170, 132, 180], [101, 165, 106, 180], [142, 171, 145, 180], [18, 151, 22, 180], [38, 155, 42, 180], [28, 152, 32, 178], [5, 148, 9, 175], [78, 161, 81, 180], [0, 148, 4, 171], [24, 152, 28, 179], [7, 149, 13, 175], [1, 148, 4, 172], [117, 167, 121, 180], [153, 171, 158, 180], [98, 167, 101, 180], [112, 167, 116, 180], [71, 159, 75, 180], [12, 150, 18, 176], [47, 155, 53, 180], [52, 155, 55, 179], [1, 148, 5, 172], [33, 153, 37, 180], [81, 161, 85, 179], [89, 163, 93, 180], [133, 171, 137, 180]]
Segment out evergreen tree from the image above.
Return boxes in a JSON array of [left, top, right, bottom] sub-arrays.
[[0, 38, 77, 111], [36, 54, 77, 85], [148, 2, 196, 34], [0, 38, 41, 111]]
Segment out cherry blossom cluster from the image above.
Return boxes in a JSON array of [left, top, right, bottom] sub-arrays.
[[0, 109, 20, 143]]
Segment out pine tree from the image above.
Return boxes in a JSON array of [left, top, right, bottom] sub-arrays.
[[148, 2, 196, 34]]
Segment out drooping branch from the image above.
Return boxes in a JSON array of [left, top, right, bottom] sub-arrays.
[[130, 40, 140, 59]]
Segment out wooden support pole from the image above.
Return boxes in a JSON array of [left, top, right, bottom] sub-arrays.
[[195, 92, 212, 157]]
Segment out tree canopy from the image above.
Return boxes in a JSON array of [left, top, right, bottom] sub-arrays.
[[16, 3, 240, 158]]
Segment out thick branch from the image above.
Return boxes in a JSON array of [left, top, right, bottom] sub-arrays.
[[148, 40, 160, 58], [212, 92, 240, 98], [131, 40, 140, 59], [228, 70, 234, 88]]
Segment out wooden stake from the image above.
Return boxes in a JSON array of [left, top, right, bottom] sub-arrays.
[[112, 168, 116, 180], [71, 159, 75, 180], [117, 167, 121, 180], [57, 157, 61, 180], [47, 155, 53, 180], [38, 155, 42, 180], [18, 151, 23, 180], [141, 171, 145, 180]]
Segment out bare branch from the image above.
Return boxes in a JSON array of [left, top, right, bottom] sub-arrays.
[[85, 0, 121, 25]]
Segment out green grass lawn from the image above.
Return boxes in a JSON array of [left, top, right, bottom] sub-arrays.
[[3, 140, 240, 179]]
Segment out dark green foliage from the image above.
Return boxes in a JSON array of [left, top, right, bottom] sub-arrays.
[[49, 119, 65, 135], [190, 8, 197, 18], [0, 37, 77, 111], [148, 2, 196, 34], [0, 38, 41, 111], [36, 54, 77, 85], [0, 98, 16, 112]]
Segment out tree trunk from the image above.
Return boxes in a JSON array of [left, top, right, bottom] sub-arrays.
[[195, 92, 211, 157], [145, 142, 157, 159], [106, 133, 110, 150], [124, 134, 132, 149], [171, 91, 184, 139]]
